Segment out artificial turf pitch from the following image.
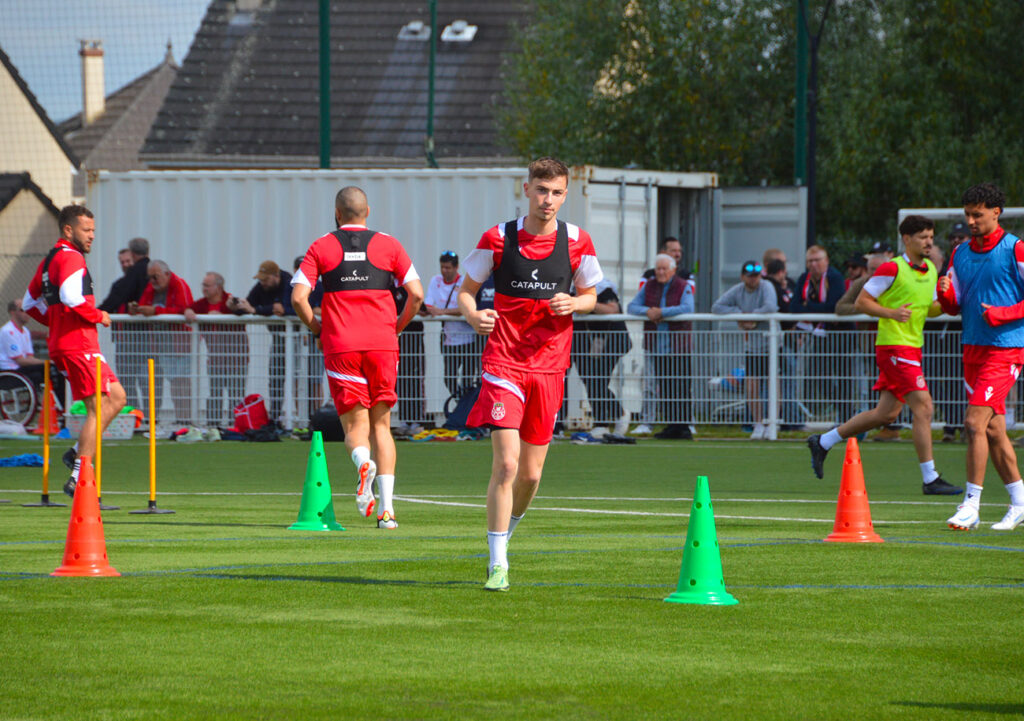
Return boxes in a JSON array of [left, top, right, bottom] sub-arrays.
[[1, 437, 1022, 720]]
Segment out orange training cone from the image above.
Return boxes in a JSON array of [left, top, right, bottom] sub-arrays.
[[824, 438, 883, 543], [51, 456, 120, 577], [31, 391, 59, 435]]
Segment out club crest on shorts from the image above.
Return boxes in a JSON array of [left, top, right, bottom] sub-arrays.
[[916, 375, 925, 389], [491, 401, 506, 421]]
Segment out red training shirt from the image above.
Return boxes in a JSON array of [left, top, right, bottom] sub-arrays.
[[24, 238, 104, 356]]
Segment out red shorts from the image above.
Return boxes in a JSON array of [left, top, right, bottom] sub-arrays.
[[963, 345, 1024, 415], [873, 346, 928, 402], [324, 350, 398, 415], [52, 351, 119, 402], [467, 364, 564, 445]]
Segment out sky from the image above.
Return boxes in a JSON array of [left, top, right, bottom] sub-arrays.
[[0, 0, 210, 123]]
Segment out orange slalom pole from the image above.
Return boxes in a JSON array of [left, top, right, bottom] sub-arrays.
[[94, 354, 102, 494], [148, 358, 156, 501], [42, 360, 50, 494]]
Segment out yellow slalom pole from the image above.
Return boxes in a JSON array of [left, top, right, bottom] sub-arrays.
[[22, 360, 65, 507], [42, 360, 50, 493], [95, 354, 102, 494], [129, 357, 172, 514], [148, 358, 156, 501]]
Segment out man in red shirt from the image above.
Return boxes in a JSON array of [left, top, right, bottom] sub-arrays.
[[458, 157, 604, 591], [292, 186, 424, 529], [130, 260, 194, 424], [24, 205, 126, 497], [185, 272, 248, 426]]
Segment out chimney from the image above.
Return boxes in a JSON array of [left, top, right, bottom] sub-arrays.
[[80, 40, 104, 126]]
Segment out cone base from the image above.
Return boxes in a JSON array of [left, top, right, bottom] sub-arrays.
[[51, 564, 120, 577], [129, 507, 176, 514], [22, 495, 67, 507], [665, 589, 738, 606], [288, 520, 344, 532], [824, 531, 883, 543]]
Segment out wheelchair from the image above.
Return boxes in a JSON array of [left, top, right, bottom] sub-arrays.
[[0, 370, 38, 427]]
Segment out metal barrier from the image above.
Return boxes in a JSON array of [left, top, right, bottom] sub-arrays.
[[96, 313, 975, 437]]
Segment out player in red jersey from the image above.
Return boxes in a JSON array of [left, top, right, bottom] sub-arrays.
[[292, 187, 423, 529], [458, 157, 604, 591], [24, 205, 126, 497]]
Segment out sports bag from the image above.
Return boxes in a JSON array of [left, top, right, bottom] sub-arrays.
[[233, 394, 270, 432]]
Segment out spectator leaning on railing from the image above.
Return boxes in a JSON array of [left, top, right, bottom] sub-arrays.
[[130, 260, 194, 424], [712, 260, 779, 439], [184, 272, 248, 426], [627, 253, 695, 439], [792, 245, 846, 421], [231, 260, 295, 423], [99, 237, 150, 409]]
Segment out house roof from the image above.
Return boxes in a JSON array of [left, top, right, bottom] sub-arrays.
[[0, 46, 80, 169], [142, 0, 528, 167], [0, 172, 60, 217], [58, 46, 178, 173]]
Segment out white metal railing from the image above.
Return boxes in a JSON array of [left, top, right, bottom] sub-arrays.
[[87, 313, 975, 438]]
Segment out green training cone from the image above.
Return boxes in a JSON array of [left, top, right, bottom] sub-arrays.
[[665, 476, 738, 606], [288, 431, 344, 531]]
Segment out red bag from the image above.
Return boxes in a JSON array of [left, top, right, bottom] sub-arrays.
[[233, 394, 270, 432]]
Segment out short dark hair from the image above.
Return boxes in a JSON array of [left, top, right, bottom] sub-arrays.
[[7, 300, 19, 313], [659, 237, 680, 250], [527, 157, 569, 183], [128, 237, 149, 256], [57, 204, 93, 231], [898, 215, 935, 237], [962, 182, 1005, 211], [335, 186, 369, 221], [765, 259, 786, 276], [439, 251, 458, 265]]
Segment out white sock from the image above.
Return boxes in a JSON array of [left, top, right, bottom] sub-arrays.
[[72, 458, 81, 481], [508, 513, 524, 539], [964, 482, 983, 510], [73, 442, 79, 453], [377, 474, 394, 514], [350, 446, 371, 470], [820, 428, 843, 451], [1006, 480, 1024, 507], [920, 460, 939, 484], [487, 531, 509, 570]]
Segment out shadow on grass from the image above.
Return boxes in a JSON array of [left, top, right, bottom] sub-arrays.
[[104, 520, 287, 529], [199, 572, 478, 588], [892, 701, 1024, 715]]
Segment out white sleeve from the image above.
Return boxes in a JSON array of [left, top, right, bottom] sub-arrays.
[[862, 274, 895, 299], [400, 264, 420, 287], [58, 268, 87, 307], [573, 254, 604, 289], [462, 249, 495, 284], [290, 269, 312, 287], [22, 288, 46, 314]]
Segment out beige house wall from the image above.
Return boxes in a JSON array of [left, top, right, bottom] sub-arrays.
[[0, 190, 56, 333], [0, 68, 73, 208]]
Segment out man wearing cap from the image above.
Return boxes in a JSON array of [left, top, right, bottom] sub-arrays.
[[843, 254, 869, 289], [712, 260, 778, 438], [425, 251, 477, 399], [808, 215, 962, 496], [233, 260, 295, 422]]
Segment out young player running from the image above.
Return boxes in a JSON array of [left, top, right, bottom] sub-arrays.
[[807, 216, 962, 495], [938, 183, 1024, 531], [292, 186, 423, 529], [24, 205, 127, 496], [458, 157, 603, 591]]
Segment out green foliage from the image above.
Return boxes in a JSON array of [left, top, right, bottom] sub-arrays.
[[501, 0, 1024, 241]]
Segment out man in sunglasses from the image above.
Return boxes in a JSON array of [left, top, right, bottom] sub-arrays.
[[712, 260, 778, 439], [425, 251, 477, 399], [808, 215, 962, 496]]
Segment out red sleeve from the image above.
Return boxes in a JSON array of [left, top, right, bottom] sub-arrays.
[[53, 250, 103, 324], [983, 241, 1024, 325], [482, 226, 505, 269], [369, 234, 412, 284], [139, 283, 155, 306], [937, 246, 960, 315], [298, 239, 324, 285]]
